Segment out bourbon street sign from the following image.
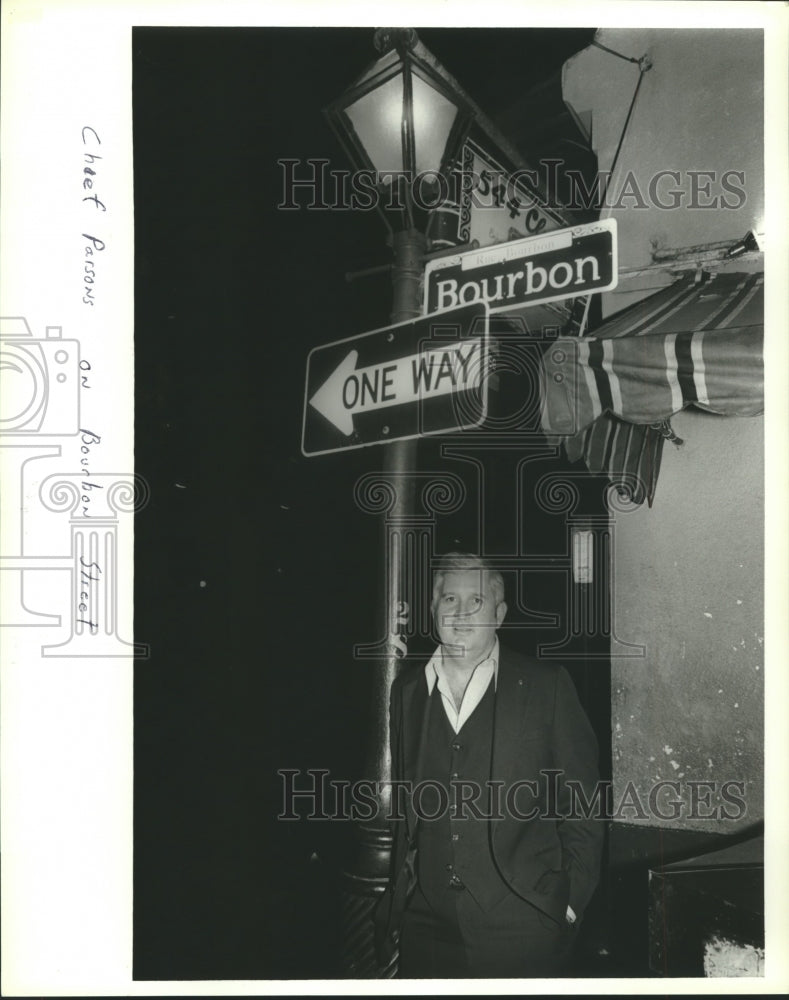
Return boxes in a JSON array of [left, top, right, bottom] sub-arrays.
[[423, 219, 617, 316], [302, 302, 489, 457]]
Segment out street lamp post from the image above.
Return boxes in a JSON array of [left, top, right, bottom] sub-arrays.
[[324, 28, 475, 976]]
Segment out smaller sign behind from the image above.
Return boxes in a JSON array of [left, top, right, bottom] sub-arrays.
[[427, 138, 572, 250]]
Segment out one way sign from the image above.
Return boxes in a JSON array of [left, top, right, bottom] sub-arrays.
[[302, 302, 489, 456]]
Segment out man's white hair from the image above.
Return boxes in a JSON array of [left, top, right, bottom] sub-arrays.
[[431, 552, 505, 608]]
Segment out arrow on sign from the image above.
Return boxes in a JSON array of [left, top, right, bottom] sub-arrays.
[[309, 340, 483, 435]]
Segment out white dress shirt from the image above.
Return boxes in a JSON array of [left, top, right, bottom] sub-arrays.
[[424, 638, 499, 734]]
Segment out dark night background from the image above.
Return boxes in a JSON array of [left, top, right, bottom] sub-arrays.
[[131, 26, 616, 980]]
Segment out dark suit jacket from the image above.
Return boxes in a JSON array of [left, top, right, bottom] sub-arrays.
[[374, 644, 604, 964]]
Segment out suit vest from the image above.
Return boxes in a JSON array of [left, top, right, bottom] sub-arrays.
[[415, 680, 511, 912]]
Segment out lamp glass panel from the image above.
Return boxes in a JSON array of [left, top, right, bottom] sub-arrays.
[[345, 73, 405, 175], [352, 48, 400, 88], [411, 74, 460, 176]]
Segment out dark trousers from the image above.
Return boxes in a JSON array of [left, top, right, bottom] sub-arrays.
[[399, 882, 577, 979]]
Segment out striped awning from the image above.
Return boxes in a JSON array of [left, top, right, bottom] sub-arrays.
[[541, 270, 764, 505]]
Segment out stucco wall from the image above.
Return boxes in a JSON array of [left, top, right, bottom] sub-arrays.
[[610, 410, 763, 830], [564, 28, 764, 314], [562, 31, 765, 832]]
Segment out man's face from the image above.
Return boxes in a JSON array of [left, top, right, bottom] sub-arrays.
[[433, 568, 507, 666]]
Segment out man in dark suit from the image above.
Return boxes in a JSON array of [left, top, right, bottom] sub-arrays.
[[375, 552, 604, 978]]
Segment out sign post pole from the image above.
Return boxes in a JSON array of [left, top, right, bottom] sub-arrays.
[[372, 227, 425, 813], [340, 228, 426, 977]]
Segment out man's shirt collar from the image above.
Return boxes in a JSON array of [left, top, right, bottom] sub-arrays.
[[424, 638, 500, 734], [425, 636, 500, 693]]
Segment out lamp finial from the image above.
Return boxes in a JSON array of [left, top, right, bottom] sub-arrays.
[[373, 27, 418, 55]]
